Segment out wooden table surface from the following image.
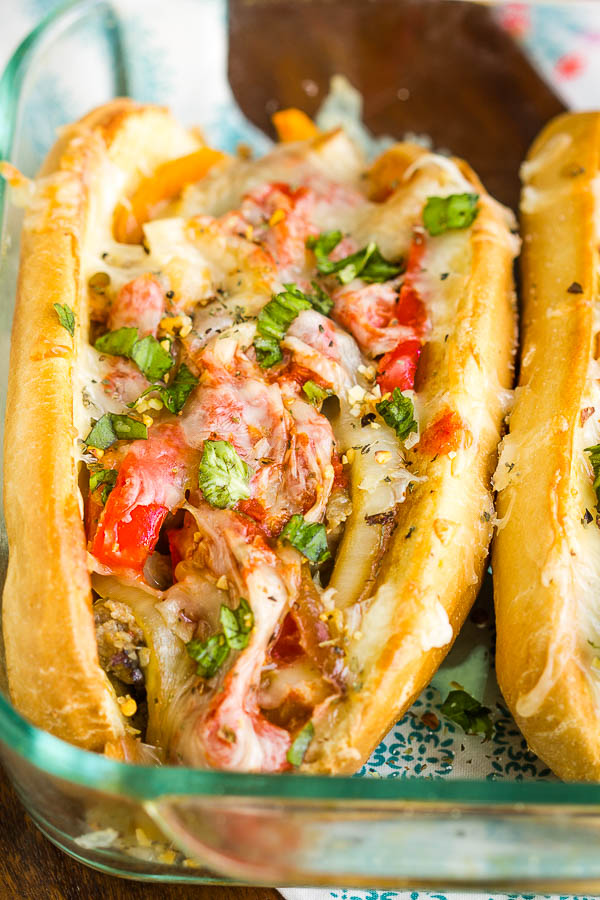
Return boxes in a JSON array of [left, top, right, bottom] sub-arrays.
[[0, 763, 282, 900]]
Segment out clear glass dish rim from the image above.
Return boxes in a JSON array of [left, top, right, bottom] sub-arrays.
[[0, 0, 598, 807]]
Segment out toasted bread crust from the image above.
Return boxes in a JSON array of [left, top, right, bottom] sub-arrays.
[[3, 100, 201, 750], [3, 102, 516, 769], [307, 175, 516, 772], [493, 112, 600, 781]]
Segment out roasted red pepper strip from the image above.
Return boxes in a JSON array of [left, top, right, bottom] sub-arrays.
[[92, 502, 169, 572], [377, 232, 427, 393], [377, 338, 422, 394], [90, 425, 193, 574]]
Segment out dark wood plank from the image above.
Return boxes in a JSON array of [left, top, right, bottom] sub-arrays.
[[0, 763, 281, 900], [228, 0, 566, 211]]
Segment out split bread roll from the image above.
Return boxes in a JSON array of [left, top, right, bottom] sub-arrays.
[[3, 100, 516, 772], [494, 112, 600, 781]]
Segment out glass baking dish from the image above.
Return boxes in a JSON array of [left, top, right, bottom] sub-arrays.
[[2, 0, 600, 889]]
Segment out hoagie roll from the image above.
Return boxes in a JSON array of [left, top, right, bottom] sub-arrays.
[[2, 101, 516, 771]]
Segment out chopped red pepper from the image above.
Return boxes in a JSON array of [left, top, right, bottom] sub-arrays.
[[92, 502, 169, 573], [376, 232, 428, 394], [377, 338, 422, 394]]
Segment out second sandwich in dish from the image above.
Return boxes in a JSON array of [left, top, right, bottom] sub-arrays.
[[2, 101, 517, 772], [494, 111, 600, 781]]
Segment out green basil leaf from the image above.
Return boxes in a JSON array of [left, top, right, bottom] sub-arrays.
[[253, 284, 312, 367], [53, 303, 75, 337], [439, 689, 493, 740], [84, 413, 148, 450], [307, 280, 333, 315], [129, 363, 198, 415], [423, 193, 479, 236], [302, 380, 332, 406], [111, 415, 149, 442], [89, 467, 117, 502], [253, 334, 283, 368], [94, 327, 138, 358], [161, 363, 198, 413], [286, 720, 314, 766], [186, 633, 230, 678], [376, 388, 417, 442], [306, 230, 343, 274], [95, 327, 173, 381], [220, 598, 254, 651], [280, 514, 330, 564], [130, 335, 174, 381], [84, 415, 117, 450], [198, 440, 253, 509], [307, 234, 402, 284]]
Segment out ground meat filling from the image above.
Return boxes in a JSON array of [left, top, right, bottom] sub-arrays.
[[93, 598, 147, 688]]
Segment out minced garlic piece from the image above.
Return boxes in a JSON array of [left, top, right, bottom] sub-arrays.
[[347, 384, 367, 406]]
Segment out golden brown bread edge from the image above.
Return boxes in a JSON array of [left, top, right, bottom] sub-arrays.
[[2, 100, 202, 751], [493, 112, 600, 782], [2, 100, 516, 769], [306, 161, 517, 772]]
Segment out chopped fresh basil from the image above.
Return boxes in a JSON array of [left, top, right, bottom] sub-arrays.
[[95, 326, 137, 358], [376, 388, 417, 441], [220, 598, 254, 651], [95, 327, 173, 381], [305, 230, 343, 273], [439, 689, 493, 740], [187, 598, 255, 677], [253, 284, 313, 367], [186, 633, 230, 678], [286, 720, 315, 766], [53, 303, 75, 337], [85, 413, 148, 450], [129, 363, 198, 415], [307, 280, 333, 315], [253, 334, 283, 368], [423, 193, 479, 236], [280, 514, 330, 564], [586, 444, 600, 508], [89, 467, 117, 504], [307, 233, 402, 284], [302, 380, 331, 406], [198, 440, 253, 509], [130, 335, 173, 381]]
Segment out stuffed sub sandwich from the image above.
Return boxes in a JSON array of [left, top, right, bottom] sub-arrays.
[[494, 111, 600, 781], [2, 100, 516, 772]]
